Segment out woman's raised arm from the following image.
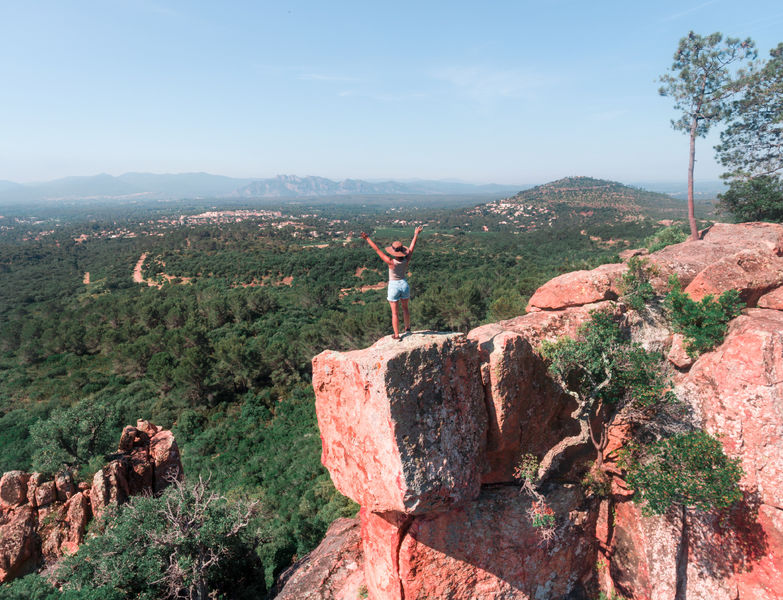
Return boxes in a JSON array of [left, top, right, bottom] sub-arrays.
[[360, 232, 393, 265]]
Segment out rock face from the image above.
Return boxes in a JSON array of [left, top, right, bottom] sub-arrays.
[[313, 333, 487, 514], [0, 422, 182, 583], [273, 518, 364, 600], [467, 303, 611, 483], [309, 223, 783, 600], [398, 485, 595, 600]]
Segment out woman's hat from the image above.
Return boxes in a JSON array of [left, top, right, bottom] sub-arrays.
[[385, 240, 409, 258]]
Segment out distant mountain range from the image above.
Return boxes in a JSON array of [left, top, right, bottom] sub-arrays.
[[0, 173, 519, 205]]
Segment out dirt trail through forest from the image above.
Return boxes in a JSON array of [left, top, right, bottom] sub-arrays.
[[133, 253, 147, 284]]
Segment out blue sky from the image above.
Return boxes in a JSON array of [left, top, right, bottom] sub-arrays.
[[1, 1, 782, 185]]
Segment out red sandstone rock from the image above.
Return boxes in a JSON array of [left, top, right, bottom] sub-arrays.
[[0, 506, 37, 582], [683, 249, 783, 305], [757, 285, 783, 309], [647, 222, 783, 291], [609, 502, 682, 599], [34, 480, 56, 508], [149, 430, 183, 493], [680, 309, 783, 510], [398, 486, 595, 600], [118, 425, 150, 453], [128, 447, 154, 495], [26, 472, 44, 507], [526, 263, 626, 311], [500, 301, 617, 346], [468, 322, 586, 483], [274, 518, 364, 600], [90, 458, 130, 520], [40, 491, 91, 562], [667, 333, 693, 370], [135, 419, 160, 437], [360, 509, 410, 600], [313, 333, 487, 514], [0, 471, 30, 508]]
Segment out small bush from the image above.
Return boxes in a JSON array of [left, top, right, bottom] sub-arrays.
[[618, 257, 656, 312], [513, 453, 539, 483], [645, 225, 687, 253], [621, 431, 743, 516], [581, 466, 611, 498], [664, 277, 744, 357], [529, 500, 556, 529]]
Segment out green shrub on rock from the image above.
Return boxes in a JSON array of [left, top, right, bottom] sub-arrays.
[[664, 276, 744, 357], [621, 431, 743, 515]]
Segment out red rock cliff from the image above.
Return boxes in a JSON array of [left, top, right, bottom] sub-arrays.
[[286, 222, 783, 600]]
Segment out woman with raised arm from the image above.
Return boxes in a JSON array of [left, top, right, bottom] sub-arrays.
[[360, 226, 423, 340]]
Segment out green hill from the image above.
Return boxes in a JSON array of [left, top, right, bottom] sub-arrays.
[[508, 176, 680, 211]]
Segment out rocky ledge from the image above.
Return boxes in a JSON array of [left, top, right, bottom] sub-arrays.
[[278, 222, 783, 600], [0, 420, 182, 583]]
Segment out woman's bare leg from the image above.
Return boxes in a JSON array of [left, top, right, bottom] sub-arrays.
[[401, 298, 410, 332], [389, 301, 400, 338]]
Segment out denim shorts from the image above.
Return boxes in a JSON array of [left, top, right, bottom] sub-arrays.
[[387, 279, 410, 302]]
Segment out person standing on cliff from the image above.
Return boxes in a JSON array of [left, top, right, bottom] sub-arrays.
[[360, 226, 423, 340]]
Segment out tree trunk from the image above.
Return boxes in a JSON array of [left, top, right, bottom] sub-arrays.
[[536, 418, 591, 482], [688, 118, 699, 241]]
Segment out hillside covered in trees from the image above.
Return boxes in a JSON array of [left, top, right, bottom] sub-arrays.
[[0, 185, 691, 597]]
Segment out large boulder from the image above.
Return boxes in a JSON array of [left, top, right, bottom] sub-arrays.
[[683, 249, 783, 305], [526, 263, 626, 311], [647, 222, 783, 291], [757, 286, 783, 309], [0, 472, 30, 508], [313, 333, 487, 514], [273, 518, 364, 600], [680, 309, 783, 511]]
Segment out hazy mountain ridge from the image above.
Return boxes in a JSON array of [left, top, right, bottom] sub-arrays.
[[0, 173, 519, 204]]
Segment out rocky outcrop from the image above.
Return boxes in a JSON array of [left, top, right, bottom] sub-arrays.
[[311, 309, 606, 598], [0, 421, 182, 583], [303, 222, 783, 600]]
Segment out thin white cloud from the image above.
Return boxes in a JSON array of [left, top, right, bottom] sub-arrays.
[[433, 66, 557, 102], [660, 0, 721, 23]]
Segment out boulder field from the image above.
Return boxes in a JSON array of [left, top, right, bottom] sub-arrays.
[[0, 420, 182, 583], [276, 222, 783, 600]]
